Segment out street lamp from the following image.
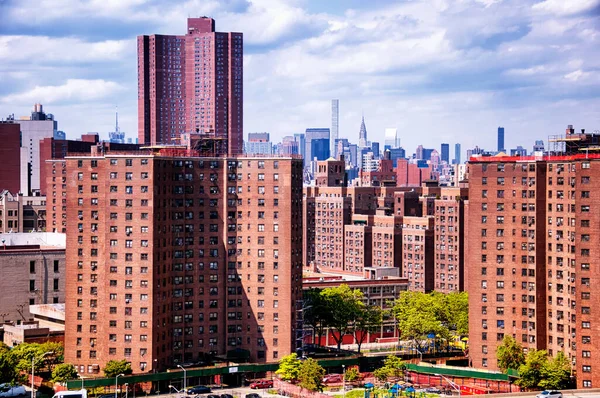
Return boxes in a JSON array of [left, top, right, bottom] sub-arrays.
[[124, 383, 129, 398], [80, 375, 86, 390], [115, 374, 125, 398], [32, 351, 53, 398], [435, 374, 460, 397], [342, 365, 346, 398], [177, 364, 187, 394]]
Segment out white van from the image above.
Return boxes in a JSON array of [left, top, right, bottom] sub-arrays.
[[52, 390, 87, 398]]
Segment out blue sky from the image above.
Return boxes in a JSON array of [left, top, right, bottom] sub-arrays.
[[0, 0, 599, 157]]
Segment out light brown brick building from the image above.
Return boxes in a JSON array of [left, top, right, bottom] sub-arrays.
[[63, 148, 303, 375], [467, 147, 600, 389], [0, 233, 66, 324]]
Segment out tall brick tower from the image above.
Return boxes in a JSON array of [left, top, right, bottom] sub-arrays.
[[137, 18, 243, 155]]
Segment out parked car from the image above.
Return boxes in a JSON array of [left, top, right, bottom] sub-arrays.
[[425, 387, 441, 394], [536, 391, 562, 398], [186, 386, 211, 395], [220, 394, 234, 398], [322, 374, 343, 384], [246, 394, 261, 398], [0, 385, 27, 398], [206, 394, 221, 398], [249, 380, 273, 389]]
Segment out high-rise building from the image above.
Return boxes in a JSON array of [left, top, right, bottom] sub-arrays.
[[467, 132, 600, 388], [0, 121, 21, 195], [441, 143, 450, 163], [497, 126, 505, 152], [331, 100, 339, 158], [294, 134, 305, 162], [371, 142, 380, 159], [245, 133, 272, 155], [64, 150, 303, 374], [454, 143, 461, 165], [137, 18, 243, 155], [304, 128, 330, 169], [384, 128, 399, 149], [533, 140, 545, 153], [359, 117, 368, 148], [7, 104, 59, 195]]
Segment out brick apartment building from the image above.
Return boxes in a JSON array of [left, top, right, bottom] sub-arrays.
[[0, 190, 47, 233], [0, 122, 21, 195], [304, 159, 466, 292], [137, 18, 243, 155], [41, 134, 140, 233], [63, 148, 303, 375], [467, 128, 600, 388]]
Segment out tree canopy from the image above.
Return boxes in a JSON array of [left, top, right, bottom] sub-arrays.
[[275, 353, 302, 381], [103, 359, 133, 377], [373, 355, 405, 382], [496, 335, 525, 373], [321, 285, 365, 350], [297, 358, 325, 392], [0, 341, 65, 383], [52, 363, 78, 383], [391, 291, 468, 350]]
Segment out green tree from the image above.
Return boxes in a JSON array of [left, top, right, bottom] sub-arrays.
[[275, 353, 302, 381], [103, 359, 132, 377], [321, 285, 364, 350], [0, 342, 18, 382], [303, 288, 328, 345], [352, 305, 383, 353], [297, 358, 325, 392], [496, 335, 525, 373], [539, 351, 571, 390], [391, 292, 444, 350], [344, 368, 360, 382], [52, 363, 78, 383], [516, 349, 548, 389], [373, 355, 405, 382]]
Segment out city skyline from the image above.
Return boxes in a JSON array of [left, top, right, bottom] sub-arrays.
[[1, 0, 599, 155]]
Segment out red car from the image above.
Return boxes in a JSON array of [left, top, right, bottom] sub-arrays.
[[323, 374, 343, 384], [250, 380, 273, 389]]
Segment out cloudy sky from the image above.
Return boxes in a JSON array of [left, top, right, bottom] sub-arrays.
[[1, 0, 599, 157]]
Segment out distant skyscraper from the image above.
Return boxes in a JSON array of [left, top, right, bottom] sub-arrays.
[[245, 132, 272, 155], [108, 109, 125, 144], [295, 133, 306, 161], [359, 116, 368, 148], [454, 143, 461, 164], [331, 100, 339, 158], [384, 128, 399, 149], [13, 104, 58, 194], [371, 142, 380, 159], [497, 126, 505, 152], [305, 128, 330, 168], [441, 143, 450, 163], [137, 17, 243, 155], [533, 140, 544, 153]]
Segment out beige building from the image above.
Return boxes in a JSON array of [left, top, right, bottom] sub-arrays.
[[0, 233, 66, 324], [0, 190, 47, 233]]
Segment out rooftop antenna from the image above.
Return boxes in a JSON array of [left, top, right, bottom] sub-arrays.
[[115, 105, 119, 134]]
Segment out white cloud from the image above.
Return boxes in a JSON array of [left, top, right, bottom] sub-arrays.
[[1, 79, 123, 105], [532, 0, 600, 16], [0, 36, 132, 65]]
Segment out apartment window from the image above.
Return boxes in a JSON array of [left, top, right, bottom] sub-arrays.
[[583, 380, 592, 388], [29, 261, 35, 273]]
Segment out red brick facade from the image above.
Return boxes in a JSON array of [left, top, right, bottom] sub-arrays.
[[64, 152, 303, 375], [137, 18, 243, 155], [467, 154, 600, 389]]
